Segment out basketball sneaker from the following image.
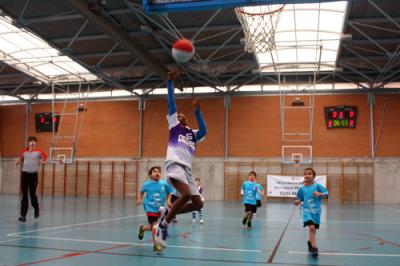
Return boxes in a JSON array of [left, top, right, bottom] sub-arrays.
[[242, 216, 248, 226], [154, 223, 168, 248], [311, 247, 318, 258], [138, 225, 145, 240]]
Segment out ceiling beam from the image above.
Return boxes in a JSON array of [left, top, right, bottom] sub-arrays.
[[63, 0, 167, 76], [50, 24, 239, 43], [73, 44, 243, 59], [344, 38, 400, 45], [350, 17, 400, 24], [23, 8, 133, 24]]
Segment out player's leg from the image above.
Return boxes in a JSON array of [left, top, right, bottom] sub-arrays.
[[29, 173, 39, 219], [308, 223, 318, 257], [19, 172, 29, 222]]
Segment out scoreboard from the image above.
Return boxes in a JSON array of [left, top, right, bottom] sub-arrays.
[[324, 106, 357, 129]]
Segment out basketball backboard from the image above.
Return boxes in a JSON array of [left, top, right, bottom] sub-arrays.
[[143, 0, 343, 13]]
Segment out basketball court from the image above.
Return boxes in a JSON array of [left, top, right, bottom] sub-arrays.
[[0, 0, 399, 265]]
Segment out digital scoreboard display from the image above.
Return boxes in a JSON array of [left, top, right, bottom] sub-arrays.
[[324, 106, 357, 129], [35, 112, 60, 132]]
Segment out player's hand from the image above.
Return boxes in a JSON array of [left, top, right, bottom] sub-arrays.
[[294, 200, 301, 206], [167, 68, 180, 81], [16, 160, 20, 165], [136, 199, 142, 206], [313, 191, 322, 197], [193, 97, 200, 109]]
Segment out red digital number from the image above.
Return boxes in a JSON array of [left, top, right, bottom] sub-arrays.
[[349, 111, 354, 118], [40, 117, 45, 123], [339, 112, 344, 118], [349, 120, 354, 127], [53, 117, 57, 123], [328, 120, 333, 127], [332, 111, 337, 118]]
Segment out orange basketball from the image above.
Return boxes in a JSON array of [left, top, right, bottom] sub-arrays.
[[172, 38, 195, 63]]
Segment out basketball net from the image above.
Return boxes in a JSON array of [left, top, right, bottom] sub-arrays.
[[235, 4, 285, 53]]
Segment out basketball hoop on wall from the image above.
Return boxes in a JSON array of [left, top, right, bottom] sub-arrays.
[[235, 4, 285, 53], [292, 153, 303, 168]]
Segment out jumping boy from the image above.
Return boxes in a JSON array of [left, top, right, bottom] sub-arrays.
[[154, 69, 207, 250]]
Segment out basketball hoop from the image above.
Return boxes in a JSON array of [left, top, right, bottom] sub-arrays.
[[235, 4, 285, 53], [292, 153, 303, 168]]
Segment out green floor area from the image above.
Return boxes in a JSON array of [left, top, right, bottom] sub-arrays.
[[0, 195, 399, 265]]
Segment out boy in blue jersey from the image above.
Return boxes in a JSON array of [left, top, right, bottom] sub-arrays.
[[154, 69, 207, 250], [240, 171, 259, 228], [136, 166, 172, 252], [294, 168, 328, 258]]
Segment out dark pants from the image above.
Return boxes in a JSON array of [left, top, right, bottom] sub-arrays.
[[20, 172, 39, 217]]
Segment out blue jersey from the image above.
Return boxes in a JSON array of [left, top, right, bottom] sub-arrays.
[[141, 179, 172, 213], [256, 183, 263, 200], [296, 183, 328, 225], [241, 181, 258, 205]]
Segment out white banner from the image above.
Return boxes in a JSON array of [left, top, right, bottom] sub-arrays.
[[267, 175, 327, 198]]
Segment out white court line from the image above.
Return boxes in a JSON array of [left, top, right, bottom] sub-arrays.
[[16, 235, 264, 253], [289, 251, 400, 257], [7, 214, 145, 237], [0, 237, 25, 243], [382, 206, 400, 214]]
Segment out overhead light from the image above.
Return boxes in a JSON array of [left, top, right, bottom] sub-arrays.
[[340, 33, 353, 41], [0, 13, 99, 84], [292, 97, 305, 106]]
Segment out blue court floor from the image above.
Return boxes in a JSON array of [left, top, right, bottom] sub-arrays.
[[0, 195, 399, 266]]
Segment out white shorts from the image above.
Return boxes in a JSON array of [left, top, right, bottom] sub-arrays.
[[166, 163, 199, 196]]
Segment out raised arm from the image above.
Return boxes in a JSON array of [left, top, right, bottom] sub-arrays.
[[167, 80, 177, 115], [193, 98, 207, 141], [167, 70, 180, 115]]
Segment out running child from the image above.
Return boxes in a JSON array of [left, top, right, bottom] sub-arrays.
[[136, 166, 172, 252], [240, 171, 258, 228], [192, 177, 204, 224], [294, 168, 328, 258]]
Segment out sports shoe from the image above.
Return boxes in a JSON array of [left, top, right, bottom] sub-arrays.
[[172, 218, 178, 224], [247, 221, 252, 228], [34, 210, 40, 219], [18, 216, 26, 222], [253, 213, 257, 216], [138, 225, 145, 240], [199, 219, 204, 224], [307, 241, 312, 251], [159, 206, 169, 223], [311, 247, 318, 258], [242, 216, 248, 226], [154, 223, 168, 248], [192, 218, 196, 223], [153, 244, 163, 253]]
